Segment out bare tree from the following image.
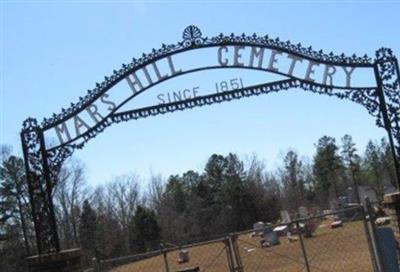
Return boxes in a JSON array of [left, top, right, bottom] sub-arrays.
[[146, 173, 165, 211], [54, 159, 88, 248], [106, 174, 140, 254]]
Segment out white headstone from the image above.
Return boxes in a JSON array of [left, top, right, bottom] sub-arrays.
[[280, 210, 291, 223], [178, 250, 189, 263], [298, 206, 308, 218]]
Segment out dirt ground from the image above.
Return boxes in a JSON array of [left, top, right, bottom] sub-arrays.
[[112, 220, 374, 272]]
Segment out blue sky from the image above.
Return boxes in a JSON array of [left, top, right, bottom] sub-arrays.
[[1, 1, 399, 186]]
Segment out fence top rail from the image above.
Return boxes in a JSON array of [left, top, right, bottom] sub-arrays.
[[178, 236, 227, 250], [100, 249, 162, 265], [99, 236, 228, 265]]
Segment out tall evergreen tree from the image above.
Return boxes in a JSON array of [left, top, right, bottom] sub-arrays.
[[130, 205, 160, 253], [363, 140, 386, 199], [280, 150, 306, 210], [222, 153, 254, 231], [165, 175, 187, 213], [381, 138, 397, 188], [312, 136, 343, 207], [79, 200, 96, 263], [341, 134, 362, 203], [0, 156, 31, 255], [363, 139, 397, 199]]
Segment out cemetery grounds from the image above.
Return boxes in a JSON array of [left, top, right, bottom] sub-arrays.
[[108, 216, 375, 272]]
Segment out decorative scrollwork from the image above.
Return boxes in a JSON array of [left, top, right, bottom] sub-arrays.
[[375, 48, 400, 165], [40, 27, 391, 164], [47, 145, 74, 185], [376, 48, 399, 95], [40, 25, 373, 131], [376, 48, 394, 62], [21, 118, 60, 253], [22, 117, 39, 131]]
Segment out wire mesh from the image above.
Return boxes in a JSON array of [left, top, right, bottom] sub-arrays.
[[104, 251, 166, 272], [167, 239, 230, 272], [100, 207, 378, 272], [107, 239, 230, 272], [301, 216, 375, 272]]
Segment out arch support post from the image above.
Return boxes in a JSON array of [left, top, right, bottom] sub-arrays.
[[21, 118, 60, 254], [374, 48, 400, 190]]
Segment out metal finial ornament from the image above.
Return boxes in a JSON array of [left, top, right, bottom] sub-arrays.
[[182, 25, 203, 46]]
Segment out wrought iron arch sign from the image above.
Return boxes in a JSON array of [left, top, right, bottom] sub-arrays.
[[21, 26, 400, 254]]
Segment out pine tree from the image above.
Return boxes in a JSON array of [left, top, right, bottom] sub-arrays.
[[280, 150, 306, 210], [341, 134, 362, 203], [312, 136, 343, 207], [130, 205, 160, 253], [79, 200, 96, 262], [0, 156, 31, 255]]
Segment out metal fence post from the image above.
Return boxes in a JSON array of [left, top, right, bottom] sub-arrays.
[[364, 199, 384, 272], [163, 249, 170, 272], [98, 260, 103, 272], [362, 205, 380, 272], [296, 221, 311, 272], [230, 234, 243, 272], [224, 236, 235, 272], [92, 257, 99, 272]]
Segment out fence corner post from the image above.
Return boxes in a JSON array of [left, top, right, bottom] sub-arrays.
[[162, 248, 170, 272], [296, 221, 311, 272], [92, 257, 100, 272], [364, 197, 385, 272], [224, 236, 235, 272], [228, 234, 243, 272]]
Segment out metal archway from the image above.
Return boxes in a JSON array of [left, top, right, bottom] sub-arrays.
[[21, 26, 400, 254]]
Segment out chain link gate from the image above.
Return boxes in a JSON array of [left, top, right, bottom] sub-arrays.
[[94, 237, 233, 272]]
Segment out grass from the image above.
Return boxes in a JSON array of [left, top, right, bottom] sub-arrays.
[[112, 219, 374, 272]]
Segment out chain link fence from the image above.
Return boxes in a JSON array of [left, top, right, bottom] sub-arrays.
[[90, 206, 382, 272], [92, 237, 232, 272]]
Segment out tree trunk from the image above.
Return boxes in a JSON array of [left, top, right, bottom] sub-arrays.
[[16, 195, 30, 255]]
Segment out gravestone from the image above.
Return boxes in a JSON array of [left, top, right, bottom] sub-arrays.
[[262, 229, 279, 247], [298, 206, 308, 218], [253, 221, 265, 236], [280, 210, 291, 223], [178, 250, 189, 264]]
